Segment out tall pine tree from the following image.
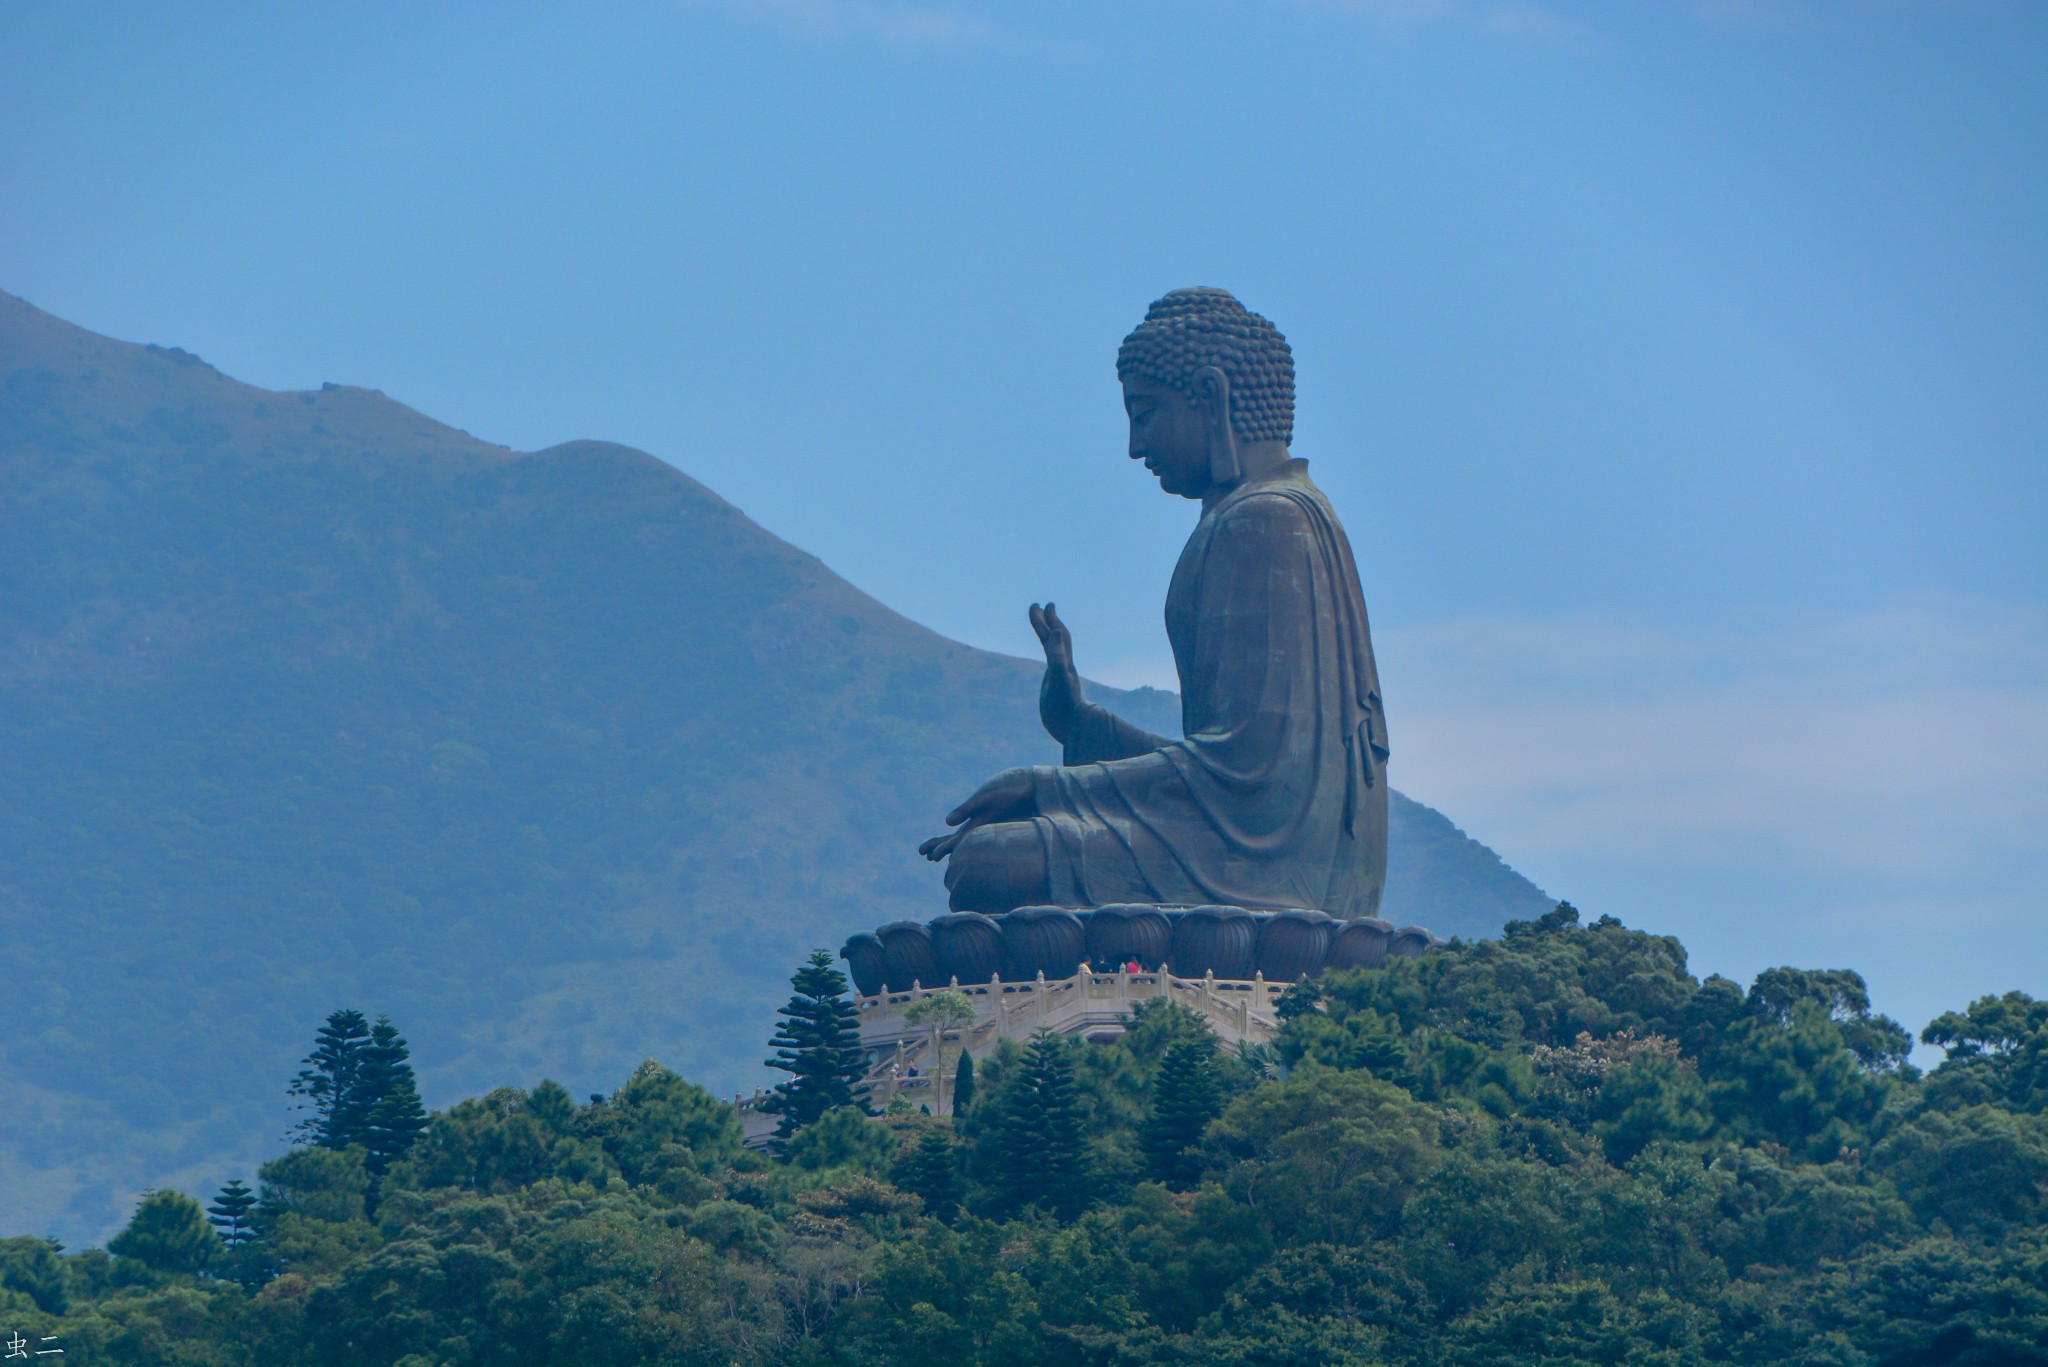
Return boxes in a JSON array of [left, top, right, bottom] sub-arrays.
[[986, 1029, 1091, 1220], [205, 1179, 257, 1248], [287, 1009, 371, 1147], [357, 1015, 428, 1172], [762, 949, 870, 1139], [207, 1178, 266, 1289], [285, 1008, 427, 1162], [1139, 1038, 1222, 1188]]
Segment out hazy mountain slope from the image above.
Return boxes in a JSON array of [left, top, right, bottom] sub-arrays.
[[0, 291, 1549, 1243]]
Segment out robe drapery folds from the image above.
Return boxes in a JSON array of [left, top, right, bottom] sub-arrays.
[[1026, 459, 1389, 918]]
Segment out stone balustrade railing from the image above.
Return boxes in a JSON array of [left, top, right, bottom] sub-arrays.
[[739, 933, 1439, 1130], [841, 904, 1441, 1002], [849, 965, 1293, 1113]]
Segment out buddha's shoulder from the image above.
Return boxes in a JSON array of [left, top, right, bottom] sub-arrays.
[[1214, 481, 1327, 534]]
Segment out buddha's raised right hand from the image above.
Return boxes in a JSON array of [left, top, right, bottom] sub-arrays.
[[1031, 601, 1084, 745]]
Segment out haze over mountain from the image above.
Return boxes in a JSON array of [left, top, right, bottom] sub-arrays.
[[0, 290, 1549, 1244]]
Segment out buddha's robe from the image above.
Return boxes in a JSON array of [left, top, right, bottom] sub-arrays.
[[1025, 458, 1388, 917]]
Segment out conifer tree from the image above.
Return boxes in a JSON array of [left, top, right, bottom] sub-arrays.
[[894, 1127, 961, 1220], [987, 1029, 1091, 1219], [206, 1178, 267, 1289], [287, 1009, 371, 1147], [1140, 1038, 1222, 1188], [358, 1015, 429, 1171], [205, 1178, 257, 1248], [952, 1049, 976, 1115], [762, 949, 871, 1139]]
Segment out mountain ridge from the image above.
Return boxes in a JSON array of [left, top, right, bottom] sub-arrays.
[[0, 289, 1550, 1244]]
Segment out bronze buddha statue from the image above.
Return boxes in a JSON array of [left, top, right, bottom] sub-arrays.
[[920, 288, 1390, 920]]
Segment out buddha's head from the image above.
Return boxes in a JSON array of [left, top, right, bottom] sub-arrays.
[[1117, 287, 1294, 499]]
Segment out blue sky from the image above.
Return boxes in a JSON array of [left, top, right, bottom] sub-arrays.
[[3, 0, 2043, 1044]]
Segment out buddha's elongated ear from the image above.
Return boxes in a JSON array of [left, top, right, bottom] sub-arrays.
[[1193, 365, 1241, 489]]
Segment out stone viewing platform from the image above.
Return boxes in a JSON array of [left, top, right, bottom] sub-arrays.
[[853, 965, 1280, 1115], [734, 904, 1445, 1141], [731, 962, 1313, 1139], [830, 903, 1443, 1117]]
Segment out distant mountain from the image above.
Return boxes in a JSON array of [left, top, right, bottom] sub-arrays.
[[0, 290, 1551, 1244]]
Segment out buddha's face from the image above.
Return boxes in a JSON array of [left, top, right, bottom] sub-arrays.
[[1123, 372, 1211, 500]]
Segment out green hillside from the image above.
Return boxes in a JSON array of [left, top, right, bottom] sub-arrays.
[[0, 291, 1549, 1245], [7, 911, 2042, 1366]]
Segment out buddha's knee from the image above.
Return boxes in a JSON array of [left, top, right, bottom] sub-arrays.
[[944, 823, 1048, 913]]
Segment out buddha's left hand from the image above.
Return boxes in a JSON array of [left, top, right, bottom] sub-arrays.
[[917, 766, 1036, 861]]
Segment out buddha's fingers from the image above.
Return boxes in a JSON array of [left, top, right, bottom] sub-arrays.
[[920, 828, 968, 861], [1042, 603, 1073, 660], [1031, 602, 1072, 657]]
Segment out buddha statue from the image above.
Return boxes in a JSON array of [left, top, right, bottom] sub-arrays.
[[919, 287, 1390, 919]]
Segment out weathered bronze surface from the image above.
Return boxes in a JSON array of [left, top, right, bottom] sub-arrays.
[[920, 288, 1390, 918]]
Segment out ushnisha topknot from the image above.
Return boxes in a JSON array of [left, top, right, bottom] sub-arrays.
[[1116, 287, 1295, 446]]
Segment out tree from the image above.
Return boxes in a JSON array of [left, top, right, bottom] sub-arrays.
[[286, 1008, 428, 1167], [1704, 999, 1891, 1159], [597, 1059, 747, 1184], [1275, 979, 1325, 1022], [1504, 900, 1582, 939], [762, 950, 871, 1140], [784, 1106, 897, 1176], [1205, 1064, 1441, 1246], [906, 990, 977, 1084], [905, 990, 977, 1033], [108, 1189, 219, 1276], [1871, 1104, 2048, 1236], [952, 1050, 976, 1116], [1141, 1038, 1222, 1188], [206, 1178, 258, 1248], [288, 1009, 371, 1148], [207, 1177, 267, 1289], [357, 1015, 428, 1172], [986, 1029, 1091, 1220], [256, 1145, 375, 1226], [1922, 990, 2048, 1113], [894, 1127, 961, 1220], [907, 990, 978, 1112], [0, 1237, 69, 1315], [1749, 966, 1913, 1072]]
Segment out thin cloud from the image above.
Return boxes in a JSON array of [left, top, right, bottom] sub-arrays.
[[1380, 596, 2048, 881]]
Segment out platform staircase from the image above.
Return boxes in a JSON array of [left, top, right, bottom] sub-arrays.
[[734, 965, 1292, 1139]]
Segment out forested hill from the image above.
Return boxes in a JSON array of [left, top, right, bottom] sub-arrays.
[[0, 289, 1549, 1245], [8, 911, 2045, 1365]]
